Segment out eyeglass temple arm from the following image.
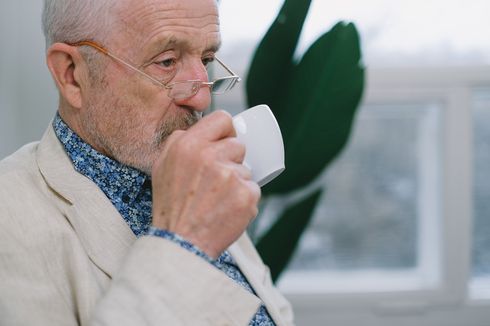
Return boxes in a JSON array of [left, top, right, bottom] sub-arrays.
[[69, 41, 239, 87], [214, 56, 239, 78], [68, 40, 168, 88], [69, 40, 109, 55]]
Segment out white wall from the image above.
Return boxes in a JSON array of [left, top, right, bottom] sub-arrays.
[[0, 1, 57, 159]]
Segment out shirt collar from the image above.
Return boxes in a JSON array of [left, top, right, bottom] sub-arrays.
[[52, 112, 150, 207]]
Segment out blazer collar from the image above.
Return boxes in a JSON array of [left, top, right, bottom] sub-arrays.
[[36, 125, 136, 278]]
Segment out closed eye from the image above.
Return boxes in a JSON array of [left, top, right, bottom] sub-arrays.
[[202, 56, 215, 68], [155, 58, 176, 68]]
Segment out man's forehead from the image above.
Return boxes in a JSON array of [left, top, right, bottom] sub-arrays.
[[116, 0, 219, 28], [117, 0, 218, 12], [114, 0, 220, 53]]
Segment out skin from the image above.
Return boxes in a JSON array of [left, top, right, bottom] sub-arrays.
[[45, 0, 260, 259]]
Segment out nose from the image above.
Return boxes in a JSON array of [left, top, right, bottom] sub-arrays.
[[172, 59, 212, 112]]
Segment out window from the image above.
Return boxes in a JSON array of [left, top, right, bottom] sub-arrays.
[[471, 89, 490, 300], [280, 101, 441, 294]]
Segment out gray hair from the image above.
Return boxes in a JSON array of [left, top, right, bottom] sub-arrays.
[[42, 0, 117, 49]]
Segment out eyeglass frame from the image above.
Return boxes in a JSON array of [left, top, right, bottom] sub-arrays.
[[67, 40, 241, 100]]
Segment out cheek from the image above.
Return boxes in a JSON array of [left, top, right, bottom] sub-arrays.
[[92, 70, 174, 137], [104, 64, 160, 105], [118, 73, 172, 115]]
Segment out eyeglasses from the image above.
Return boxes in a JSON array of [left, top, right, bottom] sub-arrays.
[[69, 40, 241, 100]]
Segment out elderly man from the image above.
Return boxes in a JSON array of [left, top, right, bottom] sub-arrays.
[[0, 0, 294, 325]]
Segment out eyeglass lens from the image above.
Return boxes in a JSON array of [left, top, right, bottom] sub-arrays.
[[168, 78, 238, 99], [168, 82, 200, 99]]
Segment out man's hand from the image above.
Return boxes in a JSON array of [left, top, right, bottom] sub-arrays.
[[151, 110, 261, 259]]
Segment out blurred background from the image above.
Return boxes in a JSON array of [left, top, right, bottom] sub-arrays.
[[1, 0, 490, 325]]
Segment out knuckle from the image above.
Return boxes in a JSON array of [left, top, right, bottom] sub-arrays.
[[224, 138, 246, 163], [218, 166, 233, 182], [172, 132, 200, 158], [240, 166, 252, 180], [250, 183, 261, 205], [237, 182, 260, 208], [166, 130, 185, 148], [213, 110, 233, 127], [233, 139, 246, 158], [172, 129, 186, 137], [213, 109, 233, 121], [168, 129, 186, 143]]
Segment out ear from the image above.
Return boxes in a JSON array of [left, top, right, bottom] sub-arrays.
[[46, 43, 87, 109]]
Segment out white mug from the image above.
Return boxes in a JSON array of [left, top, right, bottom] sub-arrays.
[[232, 104, 285, 187]]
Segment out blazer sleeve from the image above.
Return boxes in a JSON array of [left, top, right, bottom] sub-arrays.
[[91, 236, 262, 326], [0, 217, 261, 326]]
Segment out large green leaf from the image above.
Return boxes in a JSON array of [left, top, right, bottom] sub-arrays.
[[261, 22, 364, 195], [245, 0, 364, 281], [256, 189, 323, 282], [246, 0, 312, 123]]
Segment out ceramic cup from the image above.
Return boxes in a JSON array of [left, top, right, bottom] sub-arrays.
[[232, 104, 285, 187]]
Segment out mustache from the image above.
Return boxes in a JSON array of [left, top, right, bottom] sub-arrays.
[[153, 109, 201, 146]]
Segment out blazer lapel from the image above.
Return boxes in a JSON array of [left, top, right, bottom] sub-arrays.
[[36, 125, 135, 278], [229, 235, 288, 325]]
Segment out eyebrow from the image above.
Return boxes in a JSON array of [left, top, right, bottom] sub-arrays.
[[207, 39, 222, 53], [146, 35, 222, 59]]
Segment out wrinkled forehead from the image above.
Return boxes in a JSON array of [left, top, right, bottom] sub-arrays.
[[112, 0, 220, 55]]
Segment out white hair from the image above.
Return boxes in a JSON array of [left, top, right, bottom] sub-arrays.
[[42, 0, 117, 49]]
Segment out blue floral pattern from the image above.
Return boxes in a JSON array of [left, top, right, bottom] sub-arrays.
[[53, 113, 275, 325], [53, 113, 152, 236]]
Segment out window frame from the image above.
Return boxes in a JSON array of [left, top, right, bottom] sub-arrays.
[[278, 66, 490, 325]]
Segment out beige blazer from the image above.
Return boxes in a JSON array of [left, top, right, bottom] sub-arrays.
[[0, 125, 294, 326]]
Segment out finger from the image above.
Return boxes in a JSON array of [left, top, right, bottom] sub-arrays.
[[227, 162, 253, 181], [243, 179, 261, 217], [189, 110, 236, 141], [213, 137, 246, 164]]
